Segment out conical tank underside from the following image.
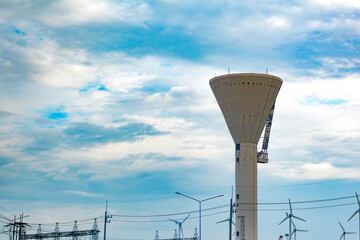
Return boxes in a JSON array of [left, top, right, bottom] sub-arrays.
[[209, 73, 282, 144]]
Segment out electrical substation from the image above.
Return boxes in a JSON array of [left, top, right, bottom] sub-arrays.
[[3, 218, 99, 240]]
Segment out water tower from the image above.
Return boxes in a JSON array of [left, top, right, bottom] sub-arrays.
[[209, 73, 282, 240]]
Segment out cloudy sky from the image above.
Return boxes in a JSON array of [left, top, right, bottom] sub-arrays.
[[0, 0, 360, 240]]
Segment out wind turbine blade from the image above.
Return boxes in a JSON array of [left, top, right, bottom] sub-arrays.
[[339, 233, 345, 240], [180, 227, 184, 237], [289, 199, 293, 213], [216, 219, 228, 224], [279, 215, 289, 225], [182, 214, 191, 223], [348, 210, 359, 222], [291, 219, 296, 229], [356, 192, 360, 207], [168, 219, 177, 223], [296, 230, 308, 232], [339, 222, 345, 232], [292, 215, 306, 222], [232, 221, 235, 226], [346, 232, 357, 234]]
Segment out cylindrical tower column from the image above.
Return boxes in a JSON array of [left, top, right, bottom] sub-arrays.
[[209, 73, 282, 240], [235, 143, 257, 240]]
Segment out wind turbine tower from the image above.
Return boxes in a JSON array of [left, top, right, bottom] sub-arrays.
[[210, 73, 282, 240], [348, 192, 360, 240], [290, 220, 308, 240], [279, 199, 306, 240]]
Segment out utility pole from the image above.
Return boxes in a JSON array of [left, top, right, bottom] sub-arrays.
[[103, 201, 112, 240], [12, 216, 16, 240], [6, 214, 30, 240], [19, 213, 23, 240], [103, 201, 107, 240], [229, 186, 234, 240], [229, 195, 234, 240]]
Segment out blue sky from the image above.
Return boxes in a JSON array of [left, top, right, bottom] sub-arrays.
[[1, 0, 360, 240]]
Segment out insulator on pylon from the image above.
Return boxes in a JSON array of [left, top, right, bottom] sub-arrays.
[[154, 231, 159, 240], [92, 219, 99, 240], [172, 229, 178, 240], [54, 223, 60, 240], [36, 224, 42, 240], [193, 228, 198, 240], [72, 221, 79, 240], [37, 224, 42, 234]]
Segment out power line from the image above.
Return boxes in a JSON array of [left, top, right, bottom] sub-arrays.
[[104, 179, 355, 203], [27, 216, 103, 226], [240, 202, 357, 211], [2, 193, 358, 228], [0, 213, 11, 221], [6, 193, 360, 220], [111, 210, 229, 223], [109, 202, 358, 224], [259, 178, 351, 188], [111, 193, 358, 218], [112, 204, 228, 218], [250, 194, 356, 205]]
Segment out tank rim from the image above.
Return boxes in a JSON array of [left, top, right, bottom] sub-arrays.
[[209, 73, 283, 84]]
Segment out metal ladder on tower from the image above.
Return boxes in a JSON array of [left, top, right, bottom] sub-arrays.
[[257, 103, 275, 163]]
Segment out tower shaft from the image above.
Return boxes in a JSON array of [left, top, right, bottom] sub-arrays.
[[235, 143, 257, 240]]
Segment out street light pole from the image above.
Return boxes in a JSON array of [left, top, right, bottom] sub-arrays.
[[199, 202, 201, 240], [175, 192, 223, 240]]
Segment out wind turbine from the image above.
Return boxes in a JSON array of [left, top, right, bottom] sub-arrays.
[[216, 217, 235, 240], [339, 222, 356, 240], [290, 220, 308, 240], [169, 214, 191, 239], [279, 199, 306, 240], [348, 192, 360, 240]]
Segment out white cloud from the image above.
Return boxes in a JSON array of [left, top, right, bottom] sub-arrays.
[[3, 48, 360, 184], [266, 16, 290, 28], [63, 190, 104, 197], [102, 71, 154, 93], [307, 17, 360, 35], [0, 57, 12, 67], [261, 161, 360, 180], [51, 123, 228, 180], [145, 86, 192, 103], [319, 57, 360, 70], [313, 0, 360, 9], [38, 0, 152, 27], [24, 40, 97, 88], [274, 72, 360, 135]]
